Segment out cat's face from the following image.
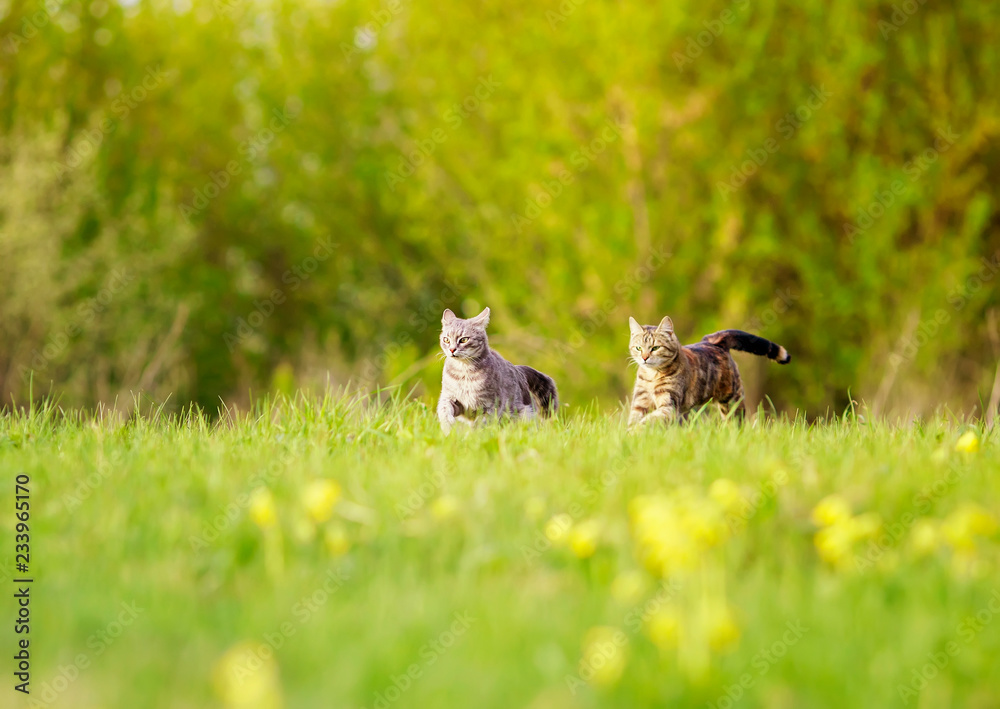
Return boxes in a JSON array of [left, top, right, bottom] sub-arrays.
[[440, 308, 490, 361], [629, 316, 680, 369]]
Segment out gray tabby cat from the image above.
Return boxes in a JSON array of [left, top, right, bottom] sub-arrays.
[[437, 307, 558, 433]]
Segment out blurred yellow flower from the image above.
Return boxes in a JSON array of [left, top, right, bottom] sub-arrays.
[[847, 512, 882, 540], [610, 571, 647, 605], [644, 607, 680, 649], [685, 499, 729, 548], [954, 431, 980, 454], [324, 524, 351, 556], [544, 513, 573, 545], [302, 479, 341, 523], [707, 604, 741, 652], [909, 519, 940, 556], [811, 495, 852, 527], [431, 494, 460, 521], [942, 503, 997, 551], [580, 626, 628, 689], [813, 510, 881, 569], [708, 478, 743, 514], [569, 519, 602, 559], [815, 521, 855, 567], [213, 641, 283, 709], [249, 488, 277, 529], [630, 495, 706, 576]]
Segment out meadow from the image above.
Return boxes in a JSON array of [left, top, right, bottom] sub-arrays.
[[4, 394, 997, 708]]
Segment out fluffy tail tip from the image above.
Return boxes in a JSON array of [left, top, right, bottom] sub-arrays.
[[776, 347, 791, 364]]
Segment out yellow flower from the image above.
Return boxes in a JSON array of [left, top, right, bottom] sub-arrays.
[[815, 521, 855, 566], [942, 503, 997, 551], [708, 478, 743, 514], [431, 495, 460, 521], [639, 524, 698, 576], [324, 524, 350, 556], [644, 607, 680, 649], [811, 495, 852, 527], [249, 488, 277, 529], [212, 641, 283, 709], [630, 495, 700, 576], [610, 571, 647, 605], [909, 519, 940, 556], [580, 626, 628, 689], [954, 431, 980, 454], [302, 480, 341, 523], [544, 513, 573, 545], [847, 512, 882, 540], [684, 499, 729, 548], [569, 519, 602, 559], [707, 605, 741, 652]]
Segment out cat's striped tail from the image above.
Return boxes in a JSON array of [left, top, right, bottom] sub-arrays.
[[701, 330, 791, 364], [518, 365, 559, 416]]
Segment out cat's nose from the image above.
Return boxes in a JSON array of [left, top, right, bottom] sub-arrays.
[[450, 347, 457, 354], [642, 353, 649, 361]]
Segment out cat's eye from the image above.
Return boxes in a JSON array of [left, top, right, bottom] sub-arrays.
[[651, 346, 661, 351], [443, 338, 450, 343], [459, 337, 469, 343], [634, 346, 641, 351]]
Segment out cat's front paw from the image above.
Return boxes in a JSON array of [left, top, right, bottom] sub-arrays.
[[627, 412, 645, 427], [645, 411, 676, 426]]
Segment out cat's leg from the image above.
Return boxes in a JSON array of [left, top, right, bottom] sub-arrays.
[[644, 400, 679, 425], [628, 384, 653, 427], [475, 403, 500, 427], [437, 398, 464, 434], [718, 399, 745, 422], [726, 374, 746, 422], [519, 404, 536, 422], [627, 408, 647, 427], [489, 396, 522, 425]]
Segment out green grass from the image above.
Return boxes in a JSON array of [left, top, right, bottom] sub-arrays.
[[3, 394, 998, 708]]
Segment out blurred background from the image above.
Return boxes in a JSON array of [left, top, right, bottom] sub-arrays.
[[1, 0, 999, 418]]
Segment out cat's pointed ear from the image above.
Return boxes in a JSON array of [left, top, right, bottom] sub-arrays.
[[629, 316, 642, 335], [442, 309, 457, 324], [657, 316, 674, 333], [469, 307, 490, 328]]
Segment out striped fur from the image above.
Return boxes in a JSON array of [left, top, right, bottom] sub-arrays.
[[437, 308, 558, 434], [627, 316, 790, 426], [701, 330, 791, 364]]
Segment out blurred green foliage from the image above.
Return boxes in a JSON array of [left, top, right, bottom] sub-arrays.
[[6, 397, 1000, 707], [1, 0, 999, 416]]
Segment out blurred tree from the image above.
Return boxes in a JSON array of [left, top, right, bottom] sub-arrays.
[[1, 0, 998, 417]]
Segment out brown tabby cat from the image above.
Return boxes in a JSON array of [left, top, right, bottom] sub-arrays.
[[627, 316, 790, 425]]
